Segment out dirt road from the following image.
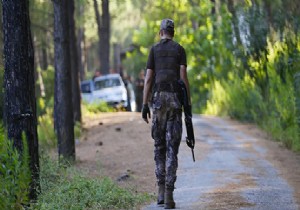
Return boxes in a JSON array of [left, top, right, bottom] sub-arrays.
[[76, 112, 300, 210]]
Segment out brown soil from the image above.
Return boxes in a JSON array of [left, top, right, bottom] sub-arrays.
[[75, 112, 300, 207], [76, 112, 156, 194]]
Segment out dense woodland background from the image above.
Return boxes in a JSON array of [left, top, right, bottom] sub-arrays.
[[1, 0, 300, 209], [0, 0, 296, 147]]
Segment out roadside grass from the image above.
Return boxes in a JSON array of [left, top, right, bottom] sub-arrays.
[[30, 155, 152, 210], [205, 77, 300, 151], [82, 101, 115, 115], [1, 104, 152, 209], [0, 133, 31, 210], [1, 134, 152, 210]]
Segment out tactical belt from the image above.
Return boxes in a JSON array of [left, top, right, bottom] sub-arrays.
[[156, 63, 179, 70], [154, 82, 180, 93]]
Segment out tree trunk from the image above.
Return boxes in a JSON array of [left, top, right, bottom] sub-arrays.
[[93, 0, 102, 71], [211, 0, 216, 15], [76, 2, 86, 81], [2, 0, 40, 200], [188, 0, 199, 30], [226, 0, 242, 46], [93, 0, 110, 75], [77, 27, 86, 80], [100, 0, 110, 74], [68, 0, 81, 123], [53, 0, 75, 161], [0, 5, 3, 66], [0, 6, 4, 66], [113, 43, 121, 73], [41, 45, 48, 70], [226, 0, 254, 78]]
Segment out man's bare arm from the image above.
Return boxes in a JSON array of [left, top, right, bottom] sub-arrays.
[[143, 69, 154, 105], [180, 65, 191, 105]]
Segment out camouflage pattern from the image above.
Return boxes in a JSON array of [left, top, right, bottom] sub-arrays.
[[151, 91, 182, 189]]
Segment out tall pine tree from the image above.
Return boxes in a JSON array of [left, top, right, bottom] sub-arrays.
[[2, 0, 40, 200], [53, 0, 75, 161]]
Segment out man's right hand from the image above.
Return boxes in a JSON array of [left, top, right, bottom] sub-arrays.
[[142, 104, 151, 123]]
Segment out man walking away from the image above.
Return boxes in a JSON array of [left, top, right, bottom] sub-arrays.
[[142, 18, 192, 209]]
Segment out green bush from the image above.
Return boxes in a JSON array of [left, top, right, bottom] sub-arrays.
[[206, 75, 266, 122], [205, 73, 300, 150], [36, 66, 55, 117], [37, 107, 56, 149], [0, 65, 4, 120], [205, 80, 229, 116], [74, 121, 82, 140], [0, 130, 31, 210], [38, 107, 82, 149], [82, 101, 115, 114], [225, 76, 266, 122], [30, 156, 152, 210], [260, 75, 299, 149]]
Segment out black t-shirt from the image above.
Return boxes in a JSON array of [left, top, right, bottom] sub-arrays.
[[146, 39, 187, 71]]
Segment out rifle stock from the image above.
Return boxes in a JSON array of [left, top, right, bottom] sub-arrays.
[[185, 115, 195, 162]]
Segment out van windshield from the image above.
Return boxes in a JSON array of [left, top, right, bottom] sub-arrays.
[[94, 78, 121, 90]]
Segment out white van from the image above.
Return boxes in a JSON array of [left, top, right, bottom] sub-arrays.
[[93, 74, 128, 109], [80, 80, 94, 103]]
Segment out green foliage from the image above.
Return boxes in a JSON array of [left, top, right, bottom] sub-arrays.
[[0, 130, 31, 210], [82, 101, 115, 115], [30, 156, 152, 210], [295, 73, 300, 146], [261, 69, 299, 149], [36, 66, 55, 113], [36, 65, 82, 149], [206, 75, 266, 122], [37, 106, 82, 149], [37, 107, 56, 149], [0, 65, 4, 119], [123, 0, 300, 150], [40, 66, 55, 103], [74, 121, 82, 140], [30, 0, 300, 151], [206, 67, 300, 150]]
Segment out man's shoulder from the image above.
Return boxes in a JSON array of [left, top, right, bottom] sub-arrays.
[[152, 41, 161, 48], [152, 39, 184, 49], [167, 40, 184, 50], [173, 40, 185, 49]]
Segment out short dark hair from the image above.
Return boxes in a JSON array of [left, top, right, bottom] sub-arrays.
[[161, 29, 174, 37]]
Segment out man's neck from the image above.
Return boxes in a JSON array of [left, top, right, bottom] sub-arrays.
[[160, 35, 172, 40]]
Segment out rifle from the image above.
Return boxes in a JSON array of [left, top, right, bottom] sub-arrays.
[[178, 80, 195, 162]]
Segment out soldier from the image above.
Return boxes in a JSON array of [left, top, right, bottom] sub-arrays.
[[135, 70, 145, 112], [142, 18, 191, 209]]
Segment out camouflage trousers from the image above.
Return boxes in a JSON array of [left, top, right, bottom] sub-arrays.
[[151, 91, 182, 189]]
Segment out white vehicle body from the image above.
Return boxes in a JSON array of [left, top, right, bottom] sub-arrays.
[[93, 74, 128, 108], [80, 80, 94, 103]]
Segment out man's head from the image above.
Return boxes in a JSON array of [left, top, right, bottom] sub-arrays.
[[160, 18, 174, 38]]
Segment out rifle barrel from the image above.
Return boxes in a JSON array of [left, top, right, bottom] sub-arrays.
[[192, 149, 195, 162]]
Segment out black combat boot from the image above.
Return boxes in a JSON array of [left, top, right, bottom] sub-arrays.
[[164, 188, 175, 209], [157, 184, 165, 205]]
